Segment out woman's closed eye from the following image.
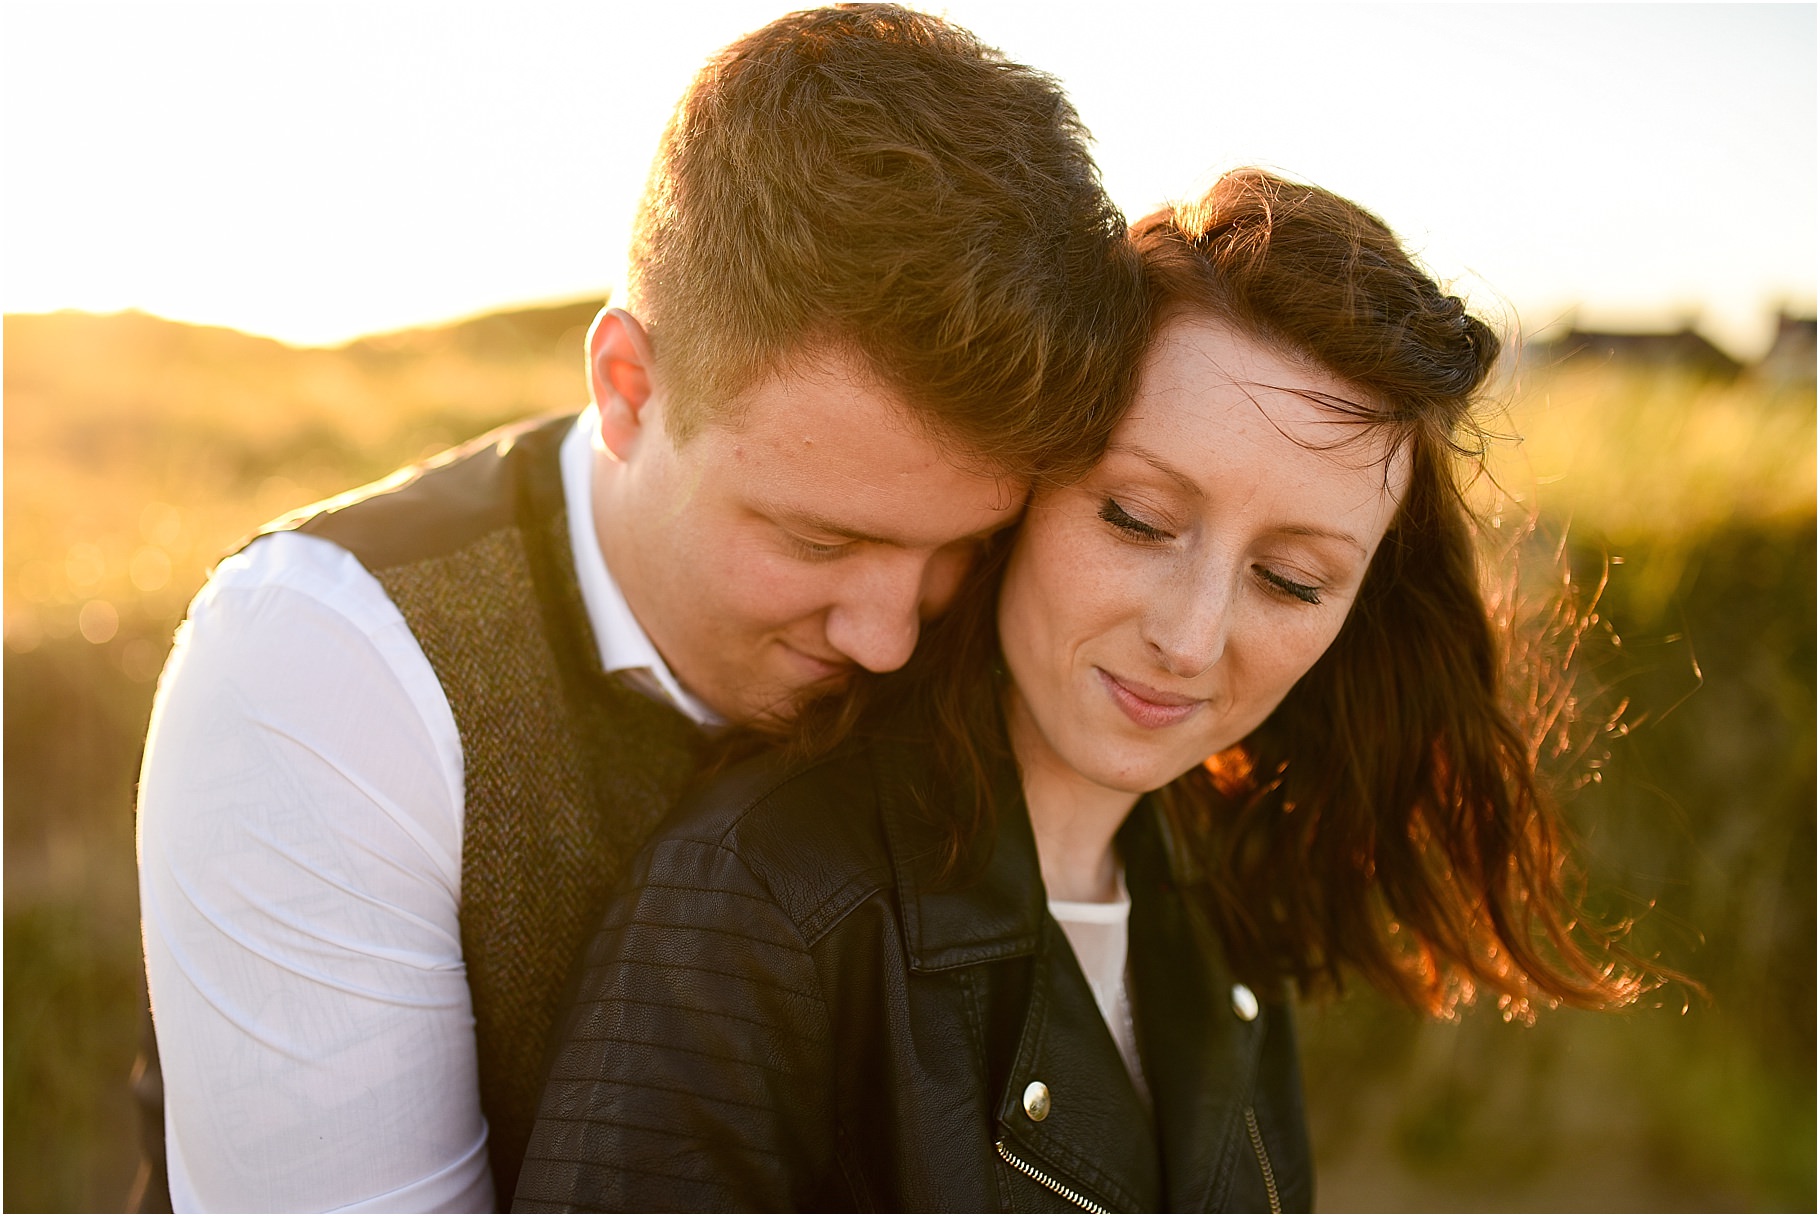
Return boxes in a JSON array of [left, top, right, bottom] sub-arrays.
[[1101, 495, 1327, 605], [1098, 498, 1170, 542], [1256, 566, 1323, 606]]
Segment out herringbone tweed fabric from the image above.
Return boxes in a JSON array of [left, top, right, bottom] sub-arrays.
[[298, 414, 706, 1204]]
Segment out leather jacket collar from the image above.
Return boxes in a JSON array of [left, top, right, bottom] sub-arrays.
[[873, 737, 1282, 1212], [878, 738, 1046, 971]]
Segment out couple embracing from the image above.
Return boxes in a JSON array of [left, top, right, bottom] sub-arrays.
[[137, 6, 1648, 1213]]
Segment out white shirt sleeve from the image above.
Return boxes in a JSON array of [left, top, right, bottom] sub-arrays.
[[137, 531, 494, 1213]]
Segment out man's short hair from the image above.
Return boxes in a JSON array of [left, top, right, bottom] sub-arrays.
[[628, 3, 1146, 483]]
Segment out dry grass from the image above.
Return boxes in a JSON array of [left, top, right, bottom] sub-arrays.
[[4, 309, 1813, 1211], [1494, 361, 1816, 538], [4, 305, 599, 666], [1476, 359, 1816, 620]]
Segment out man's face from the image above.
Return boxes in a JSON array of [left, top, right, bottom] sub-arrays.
[[597, 342, 1024, 724]]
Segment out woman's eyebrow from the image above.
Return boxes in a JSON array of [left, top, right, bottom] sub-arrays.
[[1106, 443, 1201, 497], [1275, 523, 1368, 559]]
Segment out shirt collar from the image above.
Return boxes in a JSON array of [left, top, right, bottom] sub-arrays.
[[561, 406, 721, 727]]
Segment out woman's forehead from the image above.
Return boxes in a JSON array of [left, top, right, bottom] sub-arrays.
[[1133, 319, 1397, 450], [1108, 318, 1413, 520]]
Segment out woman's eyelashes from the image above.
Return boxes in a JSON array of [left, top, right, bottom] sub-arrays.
[[1097, 497, 1170, 542], [1256, 566, 1323, 606], [1100, 496, 1329, 606]]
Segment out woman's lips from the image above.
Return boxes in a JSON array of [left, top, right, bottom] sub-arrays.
[[1096, 668, 1204, 729]]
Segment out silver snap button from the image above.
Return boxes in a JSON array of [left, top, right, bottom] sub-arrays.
[[1231, 983, 1259, 1022], [1022, 1080, 1052, 1122]]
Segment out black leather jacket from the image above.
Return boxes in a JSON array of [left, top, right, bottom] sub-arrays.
[[514, 735, 1312, 1213]]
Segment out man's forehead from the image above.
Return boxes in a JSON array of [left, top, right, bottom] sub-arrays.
[[707, 338, 998, 460], [679, 347, 1027, 537]]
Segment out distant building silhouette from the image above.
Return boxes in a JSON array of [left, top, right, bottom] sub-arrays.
[[1527, 324, 1743, 381], [1752, 310, 1817, 387]]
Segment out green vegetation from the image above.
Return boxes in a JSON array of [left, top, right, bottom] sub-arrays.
[[1292, 358, 1815, 1211], [5, 308, 1813, 1211]]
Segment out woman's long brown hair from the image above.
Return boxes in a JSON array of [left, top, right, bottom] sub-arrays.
[[770, 169, 1662, 1017]]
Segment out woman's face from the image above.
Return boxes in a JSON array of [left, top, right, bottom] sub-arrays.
[[998, 314, 1411, 805]]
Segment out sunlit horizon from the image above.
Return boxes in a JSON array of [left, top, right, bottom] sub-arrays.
[[17, 290, 1813, 367], [4, 2, 1813, 359]]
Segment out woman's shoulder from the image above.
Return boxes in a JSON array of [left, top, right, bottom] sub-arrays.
[[641, 742, 899, 941]]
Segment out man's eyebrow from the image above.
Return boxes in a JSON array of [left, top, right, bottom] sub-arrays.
[[1108, 442, 1369, 557], [772, 508, 1010, 548], [782, 511, 893, 545]]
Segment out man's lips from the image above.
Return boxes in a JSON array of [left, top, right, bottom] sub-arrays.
[[1096, 668, 1204, 729], [780, 642, 852, 682]]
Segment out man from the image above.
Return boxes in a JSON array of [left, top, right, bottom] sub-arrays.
[[136, 5, 1146, 1210]]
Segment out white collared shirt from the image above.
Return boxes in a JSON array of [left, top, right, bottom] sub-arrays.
[[138, 408, 712, 1213], [561, 409, 719, 726]]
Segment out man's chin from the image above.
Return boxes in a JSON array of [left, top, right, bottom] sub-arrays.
[[734, 669, 855, 730]]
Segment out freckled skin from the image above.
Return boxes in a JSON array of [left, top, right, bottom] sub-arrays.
[[999, 316, 1412, 836], [597, 348, 1024, 724]]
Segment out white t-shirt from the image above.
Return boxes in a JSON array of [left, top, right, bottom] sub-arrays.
[[1050, 873, 1148, 1100], [137, 408, 715, 1213]]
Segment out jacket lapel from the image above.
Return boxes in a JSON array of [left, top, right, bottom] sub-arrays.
[[880, 740, 1162, 1211], [994, 914, 1161, 1212], [881, 742, 1044, 971], [1123, 804, 1266, 1212]]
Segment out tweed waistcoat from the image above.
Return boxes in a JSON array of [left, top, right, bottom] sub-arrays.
[[286, 412, 707, 1204]]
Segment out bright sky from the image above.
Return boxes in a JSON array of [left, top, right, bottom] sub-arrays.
[[3, 2, 1813, 357]]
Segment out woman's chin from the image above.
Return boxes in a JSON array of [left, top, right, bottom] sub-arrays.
[[1062, 743, 1200, 800]]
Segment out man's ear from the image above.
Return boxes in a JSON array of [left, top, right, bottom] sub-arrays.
[[588, 308, 657, 459]]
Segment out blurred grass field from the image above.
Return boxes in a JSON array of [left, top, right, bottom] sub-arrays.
[[4, 307, 1814, 1211]]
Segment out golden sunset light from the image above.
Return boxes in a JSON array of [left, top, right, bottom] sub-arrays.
[[4, 4, 1814, 1212], [4, 2, 1813, 355]]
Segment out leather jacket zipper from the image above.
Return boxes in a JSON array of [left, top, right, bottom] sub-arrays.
[[1243, 1106, 1283, 1215], [995, 1139, 1110, 1214]]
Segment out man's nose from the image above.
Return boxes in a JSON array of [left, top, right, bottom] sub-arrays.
[[822, 552, 934, 674]]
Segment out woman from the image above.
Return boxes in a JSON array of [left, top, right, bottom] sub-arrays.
[[513, 171, 1649, 1213]]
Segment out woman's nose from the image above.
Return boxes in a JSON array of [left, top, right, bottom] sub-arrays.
[[1145, 563, 1232, 678]]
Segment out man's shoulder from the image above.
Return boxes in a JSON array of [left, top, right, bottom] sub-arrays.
[[268, 411, 580, 574], [202, 530, 401, 630], [652, 744, 897, 943], [179, 532, 412, 673]]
